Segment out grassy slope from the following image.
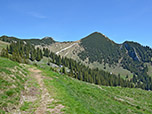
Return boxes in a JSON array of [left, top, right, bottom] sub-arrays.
[[40, 67, 152, 114], [1, 57, 152, 114], [0, 57, 27, 113], [0, 41, 9, 51], [0, 57, 40, 113], [89, 62, 133, 79]]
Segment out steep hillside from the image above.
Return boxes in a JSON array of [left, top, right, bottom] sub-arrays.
[[120, 41, 152, 76], [123, 41, 152, 62], [41, 41, 82, 61]]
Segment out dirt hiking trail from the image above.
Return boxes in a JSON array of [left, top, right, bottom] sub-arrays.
[[29, 68, 64, 114]]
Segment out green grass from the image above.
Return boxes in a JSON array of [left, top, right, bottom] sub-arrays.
[[0, 57, 41, 113], [0, 57, 28, 113], [89, 62, 133, 79], [1, 56, 152, 114], [41, 68, 152, 114], [20, 101, 33, 111]]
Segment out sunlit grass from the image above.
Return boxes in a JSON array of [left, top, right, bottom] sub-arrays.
[[41, 68, 152, 114]]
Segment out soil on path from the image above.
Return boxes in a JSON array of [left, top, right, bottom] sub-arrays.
[[29, 68, 64, 114]]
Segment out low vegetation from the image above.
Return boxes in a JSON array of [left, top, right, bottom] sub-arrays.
[[0, 57, 28, 113], [0, 57, 41, 113], [41, 67, 152, 114]]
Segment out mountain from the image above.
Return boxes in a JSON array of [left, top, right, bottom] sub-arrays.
[[41, 32, 152, 80], [1, 32, 152, 75], [77, 32, 152, 90], [78, 32, 152, 74], [78, 32, 121, 64], [123, 41, 152, 62], [0, 35, 55, 45], [78, 32, 152, 65], [1, 32, 152, 90]]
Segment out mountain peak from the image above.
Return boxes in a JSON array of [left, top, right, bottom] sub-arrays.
[[81, 32, 116, 45], [90, 32, 108, 38], [42, 36, 54, 40]]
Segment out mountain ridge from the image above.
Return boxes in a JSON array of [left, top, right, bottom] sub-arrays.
[[1, 32, 152, 81], [0, 32, 151, 48], [1, 32, 152, 90], [0, 35, 55, 45]]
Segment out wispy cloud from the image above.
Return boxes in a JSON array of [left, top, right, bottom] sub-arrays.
[[28, 12, 47, 19]]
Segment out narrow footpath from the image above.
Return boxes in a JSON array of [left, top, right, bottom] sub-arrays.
[[29, 68, 64, 114]]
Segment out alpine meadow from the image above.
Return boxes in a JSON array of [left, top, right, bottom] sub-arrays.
[[1, 0, 152, 114]]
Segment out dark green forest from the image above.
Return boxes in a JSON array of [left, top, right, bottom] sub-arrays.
[[0, 41, 43, 63], [78, 32, 122, 65]]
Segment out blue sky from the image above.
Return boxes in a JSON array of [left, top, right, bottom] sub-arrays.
[[0, 0, 152, 47]]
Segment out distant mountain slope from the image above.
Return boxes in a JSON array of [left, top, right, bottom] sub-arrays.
[[76, 32, 152, 89], [1, 32, 152, 89], [0, 35, 55, 45], [78, 32, 122, 65], [123, 41, 152, 62], [78, 32, 152, 66]]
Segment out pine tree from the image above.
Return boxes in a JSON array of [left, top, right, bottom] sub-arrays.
[[31, 51, 35, 61], [62, 66, 66, 74], [60, 66, 66, 74], [40, 49, 43, 59], [36, 48, 41, 61]]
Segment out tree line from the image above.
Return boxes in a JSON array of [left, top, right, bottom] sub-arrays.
[[0, 41, 43, 63], [1, 40, 152, 90], [43, 46, 152, 90], [45, 49, 152, 89]]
